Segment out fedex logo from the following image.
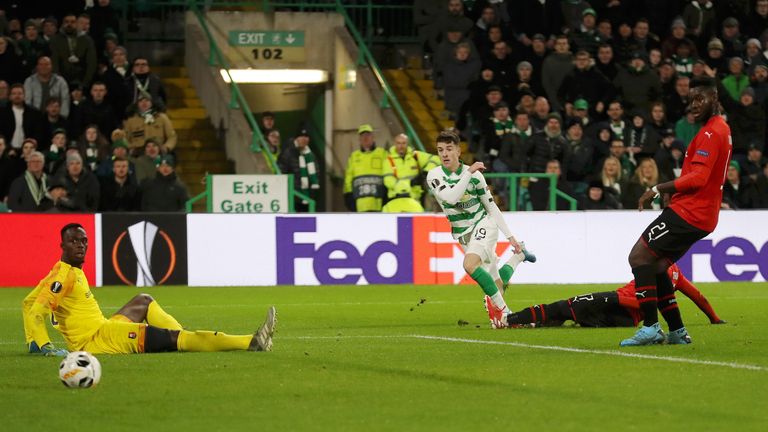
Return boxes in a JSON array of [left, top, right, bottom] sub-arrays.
[[678, 237, 768, 282]]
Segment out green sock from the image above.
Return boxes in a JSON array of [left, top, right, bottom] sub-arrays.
[[470, 267, 499, 296], [499, 264, 515, 285]]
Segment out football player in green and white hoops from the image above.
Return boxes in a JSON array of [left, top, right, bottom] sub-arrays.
[[426, 130, 537, 328]]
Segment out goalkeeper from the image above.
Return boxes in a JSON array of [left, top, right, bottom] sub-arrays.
[[23, 223, 276, 356], [504, 264, 725, 328]]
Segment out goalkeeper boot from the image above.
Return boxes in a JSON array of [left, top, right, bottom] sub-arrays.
[[249, 306, 278, 352], [619, 322, 665, 347], [484, 295, 508, 329], [520, 241, 537, 263], [667, 327, 692, 345]]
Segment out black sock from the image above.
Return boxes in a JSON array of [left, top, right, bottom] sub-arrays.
[[633, 264, 658, 326], [657, 272, 684, 331], [507, 300, 571, 326]]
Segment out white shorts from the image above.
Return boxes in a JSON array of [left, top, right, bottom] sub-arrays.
[[458, 218, 500, 280]]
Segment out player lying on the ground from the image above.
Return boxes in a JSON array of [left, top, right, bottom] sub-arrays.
[[498, 264, 724, 328], [22, 223, 276, 356], [426, 130, 536, 328]]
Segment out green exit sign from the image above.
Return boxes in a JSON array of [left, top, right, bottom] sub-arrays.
[[228, 31, 305, 47]]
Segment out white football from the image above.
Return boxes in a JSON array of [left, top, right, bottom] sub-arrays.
[[59, 351, 101, 388]]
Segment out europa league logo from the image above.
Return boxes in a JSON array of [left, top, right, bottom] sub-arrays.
[[112, 221, 176, 286]]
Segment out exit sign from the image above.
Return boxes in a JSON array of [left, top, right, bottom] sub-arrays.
[[228, 31, 305, 47]]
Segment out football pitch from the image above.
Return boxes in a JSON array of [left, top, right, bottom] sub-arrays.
[[1, 283, 766, 431]]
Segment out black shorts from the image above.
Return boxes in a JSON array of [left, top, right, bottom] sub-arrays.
[[568, 292, 635, 327], [639, 207, 709, 263]]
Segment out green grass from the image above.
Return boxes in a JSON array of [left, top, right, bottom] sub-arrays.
[[1, 283, 767, 431]]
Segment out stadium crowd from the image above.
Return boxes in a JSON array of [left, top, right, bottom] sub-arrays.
[[0, 0, 188, 213]]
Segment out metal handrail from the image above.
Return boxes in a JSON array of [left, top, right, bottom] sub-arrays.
[[189, 3, 280, 174], [484, 173, 578, 211]]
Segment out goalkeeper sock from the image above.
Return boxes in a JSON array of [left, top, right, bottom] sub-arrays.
[[147, 301, 183, 331], [177, 330, 252, 352]]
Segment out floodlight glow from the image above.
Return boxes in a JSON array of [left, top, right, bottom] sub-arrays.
[[220, 69, 329, 83]]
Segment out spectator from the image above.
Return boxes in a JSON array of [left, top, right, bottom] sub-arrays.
[[19, 20, 51, 76], [632, 18, 661, 57], [474, 24, 504, 61], [595, 43, 619, 82], [703, 38, 727, 76], [597, 154, 626, 200], [87, 0, 121, 56], [648, 101, 672, 137], [510, 61, 544, 103], [725, 88, 765, 156], [471, 7, 504, 53], [661, 18, 696, 58], [126, 57, 167, 109], [570, 8, 605, 56], [613, 52, 662, 112], [45, 130, 68, 174], [494, 110, 532, 199], [564, 119, 594, 194], [655, 133, 685, 181], [656, 59, 677, 96], [443, 42, 481, 118], [542, 35, 574, 111], [434, 27, 473, 88], [343, 124, 387, 212], [42, 97, 68, 144], [414, 0, 443, 56], [648, 48, 663, 70], [123, 94, 176, 155], [77, 125, 110, 172], [625, 111, 660, 159], [77, 13, 91, 37], [45, 178, 78, 213], [96, 133, 133, 179], [430, 0, 473, 53], [674, 108, 701, 148], [571, 98, 594, 130], [744, 39, 767, 75], [613, 21, 641, 65], [722, 160, 759, 209], [520, 33, 549, 77], [721, 57, 750, 102], [265, 128, 281, 160], [0, 135, 16, 200], [743, 144, 767, 181], [561, 0, 593, 34], [598, 100, 628, 142], [0, 36, 24, 85], [480, 40, 516, 94], [277, 128, 320, 213], [527, 113, 570, 173], [672, 39, 696, 77], [67, 81, 85, 136], [745, 0, 768, 42], [756, 160, 768, 208], [100, 46, 130, 118], [664, 76, 691, 123], [140, 154, 188, 212], [60, 152, 100, 211], [753, 65, 768, 107], [381, 180, 425, 213], [458, 84, 503, 144], [24, 56, 70, 118], [558, 50, 613, 118], [470, 0, 511, 27], [49, 13, 97, 87], [382, 133, 439, 202], [590, 125, 613, 165], [720, 17, 746, 59], [79, 81, 118, 138], [259, 111, 276, 135], [41, 17, 57, 43], [529, 159, 576, 210], [6, 150, 50, 212], [0, 84, 44, 150], [682, 1, 716, 46], [580, 179, 621, 210], [0, 80, 8, 108], [514, 0, 563, 43], [622, 157, 662, 210], [481, 101, 514, 164], [530, 96, 551, 131], [608, 138, 635, 179], [98, 156, 139, 211], [132, 136, 161, 184]]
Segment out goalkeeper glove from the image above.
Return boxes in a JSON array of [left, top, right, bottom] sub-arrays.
[[37, 343, 69, 357]]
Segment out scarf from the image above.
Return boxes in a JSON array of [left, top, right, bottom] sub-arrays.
[[494, 117, 514, 136], [24, 171, 47, 206], [298, 146, 319, 202]]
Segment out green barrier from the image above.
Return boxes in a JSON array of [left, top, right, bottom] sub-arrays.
[[483, 173, 578, 212]]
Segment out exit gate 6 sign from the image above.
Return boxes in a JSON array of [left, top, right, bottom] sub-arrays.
[[228, 30, 306, 62], [211, 175, 290, 213]]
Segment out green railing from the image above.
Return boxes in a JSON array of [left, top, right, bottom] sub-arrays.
[[190, 4, 281, 174], [185, 174, 316, 213], [484, 173, 578, 212]]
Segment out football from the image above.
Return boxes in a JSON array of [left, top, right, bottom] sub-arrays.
[[59, 351, 101, 388]]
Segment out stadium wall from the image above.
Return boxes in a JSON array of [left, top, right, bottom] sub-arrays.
[[1, 212, 766, 287]]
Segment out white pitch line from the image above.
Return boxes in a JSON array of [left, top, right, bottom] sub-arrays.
[[285, 334, 767, 372]]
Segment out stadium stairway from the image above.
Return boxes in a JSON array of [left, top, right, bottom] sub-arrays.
[[154, 66, 233, 211], [383, 57, 471, 159]]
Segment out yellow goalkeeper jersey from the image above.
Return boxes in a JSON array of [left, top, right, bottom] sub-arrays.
[[23, 261, 107, 351]]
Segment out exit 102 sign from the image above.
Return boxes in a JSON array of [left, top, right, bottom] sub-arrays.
[[228, 31, 305, 47]]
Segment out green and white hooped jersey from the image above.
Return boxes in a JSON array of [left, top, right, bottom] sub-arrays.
[[426, 165, 493, 240]]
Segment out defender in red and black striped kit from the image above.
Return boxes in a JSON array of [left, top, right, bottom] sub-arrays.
[[505, 264, 725, 328], [620, 78, 732, 347]]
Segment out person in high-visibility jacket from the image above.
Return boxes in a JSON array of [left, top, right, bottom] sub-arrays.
[[383, 133, 440, 201], [344, 124, 388, 211], [382, 180, 425, 213]]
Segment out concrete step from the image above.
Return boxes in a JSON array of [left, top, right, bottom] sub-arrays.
[[172, 118, 210, 129], [166, 87, 198, 99], [176, 129, 218, 141], [164, 77, 193, 88], [153, 66, 188, 78], [180, 160, 231, 172], [166, 98, 203, 108], [176, 148, 226, 161], [167, 107, 207, 119]]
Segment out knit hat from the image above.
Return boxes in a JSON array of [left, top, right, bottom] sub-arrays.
[[573, 99, 588, 110], [112, 139, 128, 150], [546, 112, 562, 123], [47, 178, 66, 191], [729, 160, 740, 171], [671, 18, 686, 30], [157, 154, 176, 167], [52, 128, 67, 137], [746, 38, 762, 49], [660, 128, 675, 137], [532, 33, 546, 42], [582, 8, 596, 17], [493, 101, 509, 110], [741, 87, 756, 98], [516, 61, 533, 72], [707, 38, 724, 50], [723, 17, 739, 28], [486, 85, 502, 94], [297, 128, 311, 137]]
